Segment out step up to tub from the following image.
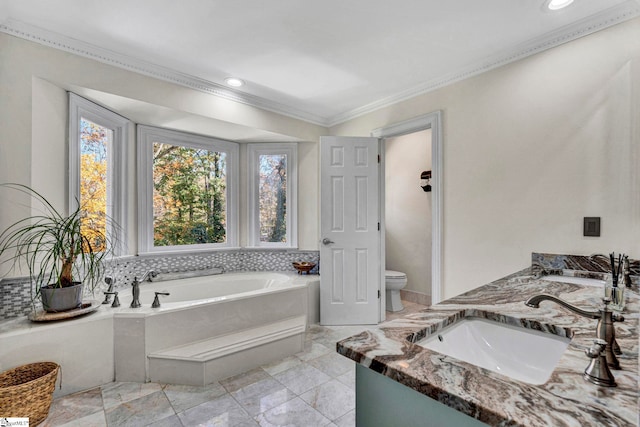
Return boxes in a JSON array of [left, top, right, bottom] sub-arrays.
[[147, 315, 306, 386]]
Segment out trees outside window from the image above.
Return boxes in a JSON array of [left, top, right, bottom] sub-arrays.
[[79, 118, 109, 251], [152, 143, 227, 246], [72, 95, 298, 255], [69, 94, 129, 255], [247, 143, 297, 248], [138, 126, 238, 253]]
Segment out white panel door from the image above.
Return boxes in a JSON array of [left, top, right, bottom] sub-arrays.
[[320, 136, 380, 325]]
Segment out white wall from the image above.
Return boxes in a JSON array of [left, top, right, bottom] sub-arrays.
[[385, 130, 432, 295], [331, 17, 640, 299], [2, 17, 640, 299]]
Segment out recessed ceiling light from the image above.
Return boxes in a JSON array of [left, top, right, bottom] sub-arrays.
[[547, 0, 574, 10], [224, 77, 244, 88]]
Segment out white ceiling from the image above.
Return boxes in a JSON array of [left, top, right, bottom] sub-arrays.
[[1, 0, 639, 126]]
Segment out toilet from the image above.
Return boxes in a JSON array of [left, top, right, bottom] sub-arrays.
[[385, 270, 408, 312]]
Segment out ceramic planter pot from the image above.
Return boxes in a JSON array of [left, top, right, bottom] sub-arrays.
[[40, 282, 83, 312]]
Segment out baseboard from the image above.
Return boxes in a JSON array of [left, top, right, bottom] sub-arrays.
[[400, 289, 431, 306]]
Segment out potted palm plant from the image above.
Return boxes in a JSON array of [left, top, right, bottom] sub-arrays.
[[0, 183, 113, 312]]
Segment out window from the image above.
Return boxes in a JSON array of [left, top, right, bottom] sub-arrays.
[[247, 143, 297, 248], [69, 93, 129, 255], [137, 126, 238, 253]]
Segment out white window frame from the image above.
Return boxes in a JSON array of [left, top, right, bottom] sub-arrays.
[[247, 143, 298, 248], [137, 125, 239, 254], [69, 93, 130, 256]]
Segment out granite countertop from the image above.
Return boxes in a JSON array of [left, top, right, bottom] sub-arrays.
[[337, 268, 639, 426]]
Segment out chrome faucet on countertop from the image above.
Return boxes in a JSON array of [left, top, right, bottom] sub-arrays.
[[130, 270, 158, 308], [525, 295, 624, 370]]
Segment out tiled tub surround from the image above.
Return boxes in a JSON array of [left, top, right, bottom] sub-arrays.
[[0, 249, 319, 319], [337, 268, 639, 426], [0, 272, 319, 398]]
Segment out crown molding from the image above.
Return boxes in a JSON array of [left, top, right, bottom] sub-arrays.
[[0, 18, 329, 127], [326, 0, 640, 127], [2, 1, 639, 129]]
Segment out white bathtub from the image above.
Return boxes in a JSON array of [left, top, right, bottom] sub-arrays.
[[119, 272, 300, 307], [0, 271, 319, 395]]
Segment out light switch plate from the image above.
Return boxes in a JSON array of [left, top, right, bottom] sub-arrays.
[[583, 217, 600, 237]]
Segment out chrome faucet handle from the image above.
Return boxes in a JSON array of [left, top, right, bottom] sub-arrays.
[[583, 339, 616, 387], [104, 291, 120, 308], [612, 312, 625, 322], [151, 292, 170, 308], [102, 277, 116, 304], [130, 277, 142, 308]]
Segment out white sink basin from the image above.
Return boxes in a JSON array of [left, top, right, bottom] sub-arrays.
[[542, 275, 606, 287], [416, 317, 570, 385]]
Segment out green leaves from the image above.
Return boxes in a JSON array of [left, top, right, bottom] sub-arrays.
[[152, 143, 227, 246], [0, 183, 112, 293]]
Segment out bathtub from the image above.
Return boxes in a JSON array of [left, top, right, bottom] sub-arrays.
[[118, 271, 303, 307], [0, 271, 319, 395]]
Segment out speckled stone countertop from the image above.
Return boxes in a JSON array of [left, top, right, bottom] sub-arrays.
[[337, 269, 639, 427]]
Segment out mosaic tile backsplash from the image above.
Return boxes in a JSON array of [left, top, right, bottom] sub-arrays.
[[0, 249, 319, 320]]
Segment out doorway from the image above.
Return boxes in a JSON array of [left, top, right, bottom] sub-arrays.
[[372, 111, 443, 320], [383, 129, 432, 309]]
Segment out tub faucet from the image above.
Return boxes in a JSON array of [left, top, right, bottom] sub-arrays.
[[102, 277, 115, 304], [525, 295, 624, 369], [131, 271, 157, 308], [140, 270, 158, 283]]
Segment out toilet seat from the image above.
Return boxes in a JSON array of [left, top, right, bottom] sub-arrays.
[[385, 270, 407, 279]]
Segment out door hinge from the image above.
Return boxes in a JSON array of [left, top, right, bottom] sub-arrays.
[[377, 154, 381, 163], [378, 222, 380, 231], [378, 290, 381, 299]]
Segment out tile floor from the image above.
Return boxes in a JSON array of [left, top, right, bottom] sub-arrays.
[[41, 301, 426, 427]]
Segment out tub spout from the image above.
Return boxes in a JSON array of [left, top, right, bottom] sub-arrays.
[[140, 270, 158, 283]]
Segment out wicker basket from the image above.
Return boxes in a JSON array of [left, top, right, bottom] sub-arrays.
[[0, 362, 59, 426]]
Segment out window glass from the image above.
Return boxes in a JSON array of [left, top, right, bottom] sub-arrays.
[[247, 143, 297, 248], [152, 142, 227, 246], [69, 93, 129, 256], [79, 118, 111, 251], [259, 154, 287, 243], [137, 125, 238, 253]]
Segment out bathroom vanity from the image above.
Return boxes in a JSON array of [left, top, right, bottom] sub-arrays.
[[337, 261, 639, 426]]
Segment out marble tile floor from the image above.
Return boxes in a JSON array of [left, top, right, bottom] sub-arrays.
[[42, 301, 426, 427]]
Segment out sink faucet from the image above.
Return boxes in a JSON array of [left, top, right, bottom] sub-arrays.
[[525, 295, 624, 369], [130, 270, 157, 308]]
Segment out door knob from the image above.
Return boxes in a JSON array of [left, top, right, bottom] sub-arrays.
[[322, 238, 334, 245]]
